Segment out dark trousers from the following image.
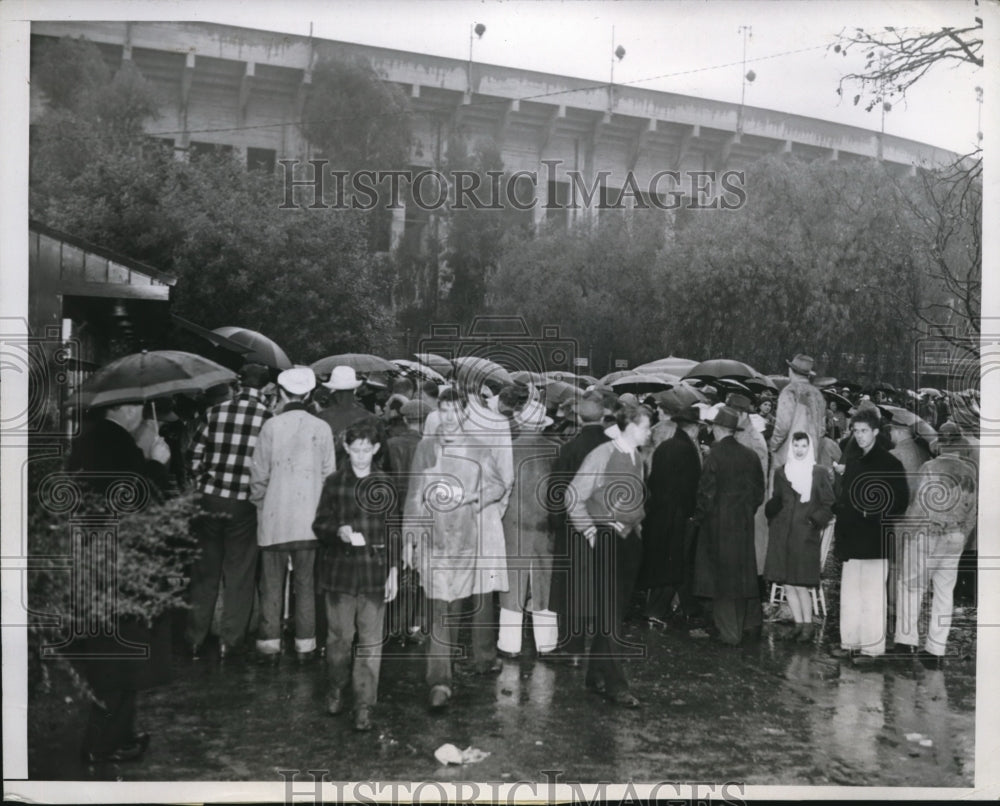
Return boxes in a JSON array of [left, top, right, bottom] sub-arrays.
[[712, 596, 762, 645], [551, 528, 594, 655], [426, 593, 497, 694], [325, 592, 385, 707], [257, 547, 316, 652], [83, 688, 137, 754], [185, 495, 258, 648], [587, 527, 643, 696]]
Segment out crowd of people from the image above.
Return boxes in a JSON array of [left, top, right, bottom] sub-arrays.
[[65, 350, 980, 760]]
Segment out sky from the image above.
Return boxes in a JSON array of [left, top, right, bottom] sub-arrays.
[[7, 0, 983, 153]]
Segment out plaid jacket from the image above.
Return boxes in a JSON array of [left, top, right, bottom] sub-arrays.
[[190, 388, 271, 499], [314, 466, 401, 596]]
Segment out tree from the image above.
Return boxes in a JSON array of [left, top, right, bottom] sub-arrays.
[[832, 19, 982, 112], [438, 136, 533, 329], [31, 36, 394, 362], [658, 155, 924, 382], [832, 14, 982, 351], [486, 213, 669, 376], [300, 57, 412, 174]]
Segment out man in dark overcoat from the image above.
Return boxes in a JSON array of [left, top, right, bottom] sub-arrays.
[[67, 400, 172, 764], [638, 405, 703, 624], [692, 406, 766, 646], [547, 390, 610, 661]]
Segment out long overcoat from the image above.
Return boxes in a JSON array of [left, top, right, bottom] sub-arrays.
[[404, 434, 510, 602], [692, 435, 765, 599], [763, 466, 835, 586], [638, 429, 701, 589]]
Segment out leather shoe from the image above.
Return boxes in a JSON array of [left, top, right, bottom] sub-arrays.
[[474, 658, 503, 675], [326, 689, 345, 716], [354, 706, 373, 732], [891, 643, 918, 656], [189, 643, 202, 660], [829, 646, 855, 659], [608, 690, 640, 708], [496, 648, 521, 660], [851, 653, 881, 667], [428, 686, 450, 711], [585, 678, 606, 695]]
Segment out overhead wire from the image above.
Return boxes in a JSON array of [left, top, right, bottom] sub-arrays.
[[132, 40, 834, 139]]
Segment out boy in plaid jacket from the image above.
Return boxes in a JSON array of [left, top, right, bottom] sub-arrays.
[[313, 420, 400, 732]]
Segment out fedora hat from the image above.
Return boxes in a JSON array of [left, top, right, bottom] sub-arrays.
[[576, 390, 605, 423], [515, 399, 553, 430], [322, 365, 363, 390], [712, 405, 743, 432], [786, 353, 817, 377], [671, 404, 702, 425], [725, 392, 754, 413]]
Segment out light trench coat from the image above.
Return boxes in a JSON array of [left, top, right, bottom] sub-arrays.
[[249, 408, 336, 547], [404, 402, 513, 601]]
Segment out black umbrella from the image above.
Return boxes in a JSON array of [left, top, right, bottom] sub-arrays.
[[683, 358, 758, 381], [822, 388, 853, 412], [311, 353, 397, 376], [78, 350, 237, 409], [212, 326, 292, 370]]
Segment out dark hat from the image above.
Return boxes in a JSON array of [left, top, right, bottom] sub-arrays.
[[786, 354, 816, 377], [577, 390, 605, 423], [671, 405, 702, 425], [712, 405, 743, 432], [725, 393, 754, 413], [400, 399, 430, 422], [239, 362, 271, 389]]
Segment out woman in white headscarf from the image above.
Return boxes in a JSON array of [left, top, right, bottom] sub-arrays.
[[764, 432, 835, 642]]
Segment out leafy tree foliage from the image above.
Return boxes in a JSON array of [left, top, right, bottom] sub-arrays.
[[487, 213, 668, 377], [300, 57, 412, 173], [30, 36, 393, 363]]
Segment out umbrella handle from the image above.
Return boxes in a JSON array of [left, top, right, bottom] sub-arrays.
[[151, 400, 158, 430]]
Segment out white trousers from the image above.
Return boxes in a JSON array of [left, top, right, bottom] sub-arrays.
[[839, 558, 888, 656], [894, 530, 965, 656]]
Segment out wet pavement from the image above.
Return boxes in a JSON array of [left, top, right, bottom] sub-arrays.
[[29, 606, 976, 787]]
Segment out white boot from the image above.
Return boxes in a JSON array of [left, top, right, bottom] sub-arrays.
[[497, 607, 523, 655], [532, 609, 558, 655]]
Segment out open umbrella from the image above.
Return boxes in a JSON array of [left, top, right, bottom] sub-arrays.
[[452, 355, 513, 389], [413, 352, 455, 378], [609, 373, 679, 395], [311, 353, 397, 377], [77, 350, 237, 409], [392, 359, 446, 384], [917, 387, 942, 398], [766, 374, 791, 392], [575, 373, 599, 388], [683, 358, 758, 381], [211, 326, 292, 370], [512, 370, 548, 385], [743, 374, 778, 394], [597, 370, 634, 386], [543, 380, 579, 407], [822, 388, 854, 412], [633, 356, 699, 377]]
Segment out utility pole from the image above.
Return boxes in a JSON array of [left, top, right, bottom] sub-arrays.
[[737, 25, 752, 135]]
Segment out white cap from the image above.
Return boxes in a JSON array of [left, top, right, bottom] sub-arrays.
[[277, 366, 316, 396]]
